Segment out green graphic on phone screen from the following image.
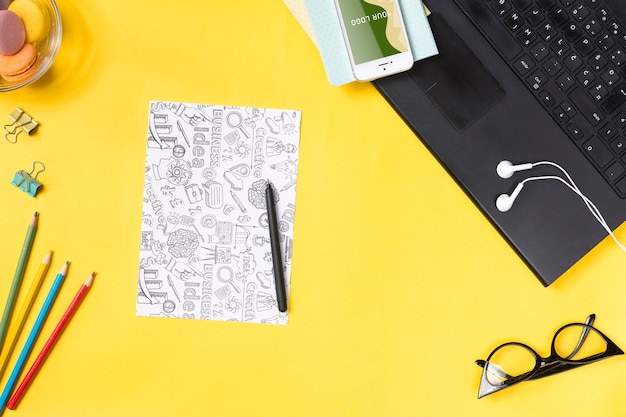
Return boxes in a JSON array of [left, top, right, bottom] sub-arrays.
[[336, 0, 409, 64]]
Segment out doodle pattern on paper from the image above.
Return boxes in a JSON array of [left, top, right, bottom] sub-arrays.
[[137, 101, 301, 325]]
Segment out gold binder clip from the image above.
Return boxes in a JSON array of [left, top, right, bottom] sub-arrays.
[[4, 108, 38, 144], [11, 161, 45, 197]]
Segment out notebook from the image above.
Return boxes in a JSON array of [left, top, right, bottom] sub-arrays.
[[287, 0, 438, 85], [137, 101, 301, 325], [374, 0, 626, 285]]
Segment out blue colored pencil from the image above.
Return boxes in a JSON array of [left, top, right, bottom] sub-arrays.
[[0, 261, 68, 414]]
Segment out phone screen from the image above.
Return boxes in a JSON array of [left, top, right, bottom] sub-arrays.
[[336, 0, 409, 65]]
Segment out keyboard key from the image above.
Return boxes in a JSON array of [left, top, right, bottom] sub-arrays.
[[538, 22, 558, 41], [526, 8, 544, 26], [608, 21, 622, 36], [514, 55, 535, 74], [564, 52, 583, 71], [609, 48, 626, 66], [563, 22, 583, 41], [550, 7, 569, 27], [601, 83, 626, 113], [566, 122, 585, 140], [504, 12, 524, 31], [610, 138, 626, 153], [543, 56, 563, 74], [556, 72, 575, 90], [551, 37, 570, 56], [527, 69, 549, 90], [491, 0, 513, 17], [591, 54, 608, 71], [512, 0, 532, 11], [554, 101, 575, 122], [575, 37, 595, 56], [597, 7, 609, 23], [570, 88, 604, 125], [615, 176, 626, 195], [601, 68, 620, 87], [589, 81, 609, 101], [571, 4, 590, 22], [614, 111, 626, 128], [554, 105, 570, 121], [517, 27, 536, 46], [597, 33, 615, 52], [538, 0, 557, 11], [582, 18, 602, 37], [562, 100, 576, 117], [599, 122, 617, 140], [539, 90, 557, 107], [531, 42, 550, 60], [577, 68, 594, 87], [583, 136, 613, 167], [605, 161, 625, 179]]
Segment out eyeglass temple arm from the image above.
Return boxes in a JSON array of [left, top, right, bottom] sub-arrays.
[[564, 314, 595, 361]]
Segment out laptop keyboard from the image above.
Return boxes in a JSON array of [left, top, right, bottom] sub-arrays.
[[454, 0, 626, 198]]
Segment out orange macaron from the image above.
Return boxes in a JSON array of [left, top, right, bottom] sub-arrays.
[[0, 42, 38, 81]]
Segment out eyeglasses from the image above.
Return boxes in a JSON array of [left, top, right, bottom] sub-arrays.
[[476, 314, 623, 398]]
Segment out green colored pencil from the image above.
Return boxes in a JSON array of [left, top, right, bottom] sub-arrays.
[[0, 212, 39, 355]]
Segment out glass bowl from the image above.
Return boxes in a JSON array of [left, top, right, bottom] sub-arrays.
[[0, 0, 62, 92]]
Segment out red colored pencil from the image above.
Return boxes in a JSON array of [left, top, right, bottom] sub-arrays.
[[7, 273, 95, 410]]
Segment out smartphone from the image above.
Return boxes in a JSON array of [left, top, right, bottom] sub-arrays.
[[334, 0, 414, 81]]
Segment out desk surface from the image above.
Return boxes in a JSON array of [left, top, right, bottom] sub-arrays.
[[0, 1, 625, 416]]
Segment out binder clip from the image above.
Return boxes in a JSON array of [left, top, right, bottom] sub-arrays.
[[4, 108, 38, 144], [11, 161, 45, 197]]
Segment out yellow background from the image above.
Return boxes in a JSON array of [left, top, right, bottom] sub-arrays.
[[0, 1, 625, 416]]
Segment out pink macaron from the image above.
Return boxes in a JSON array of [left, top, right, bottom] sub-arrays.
[[0, 1, 12, 11], [0, 10, 24, 55]]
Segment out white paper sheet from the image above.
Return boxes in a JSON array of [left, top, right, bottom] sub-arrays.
[[137, 101, 301, 325]]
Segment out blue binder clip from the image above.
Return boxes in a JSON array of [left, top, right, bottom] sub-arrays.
[[11, 161, 45, 197]]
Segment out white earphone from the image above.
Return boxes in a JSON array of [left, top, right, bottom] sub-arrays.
[[496, 160, 533, 179], [495, 160, 626, 252], [495, 182, 524, 212]]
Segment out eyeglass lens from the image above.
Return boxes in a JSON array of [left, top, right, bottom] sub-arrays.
[[485, 344, 535, 386], [554, 324, 607, 360]]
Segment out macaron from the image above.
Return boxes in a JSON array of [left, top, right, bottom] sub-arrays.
[[0, 10, 25, 54], [0, 41, 37, 81], [0, 1, 12, 10], [8, 0, 48, 43]]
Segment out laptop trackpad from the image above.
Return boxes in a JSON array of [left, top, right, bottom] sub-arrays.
[[410, 13, 505, 132]]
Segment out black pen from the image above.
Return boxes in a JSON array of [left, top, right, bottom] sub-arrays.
[[265, 181, 288, 312]]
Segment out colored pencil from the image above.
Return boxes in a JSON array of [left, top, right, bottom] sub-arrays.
[[0, 252, 52, 379], [7, 272, 94, 410], [0, 261, 68, 414], [0, 212, 39, 354]]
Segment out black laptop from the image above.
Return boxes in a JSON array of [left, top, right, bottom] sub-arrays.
[[374, 0, 626, 285]]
